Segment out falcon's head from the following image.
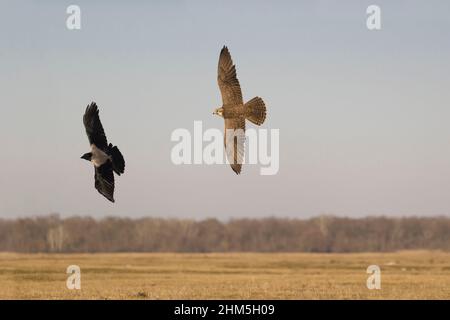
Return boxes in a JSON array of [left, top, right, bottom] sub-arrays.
[[81, 152, 92, 162], [213, 107, 224, 117]]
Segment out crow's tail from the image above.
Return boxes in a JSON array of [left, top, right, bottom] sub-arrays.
[[109, 144, 125, 175]]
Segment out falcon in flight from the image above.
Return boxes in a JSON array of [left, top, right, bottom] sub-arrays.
[[213, 46, 267, 174], [81, 102, 125, 202]]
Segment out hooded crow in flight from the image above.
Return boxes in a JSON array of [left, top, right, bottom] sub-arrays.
[[81, 102, 125, 202], [213, 46, 267, 174]]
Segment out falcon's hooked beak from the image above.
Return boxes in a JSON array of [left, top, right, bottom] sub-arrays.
[[213, 107, 224, 117]]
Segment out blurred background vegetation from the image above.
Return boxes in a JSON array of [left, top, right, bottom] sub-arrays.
[[0, 215, 449, 253]]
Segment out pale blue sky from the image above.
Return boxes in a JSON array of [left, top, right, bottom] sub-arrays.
[[1, 0, 450, 218]]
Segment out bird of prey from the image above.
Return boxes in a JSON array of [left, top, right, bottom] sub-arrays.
[[213, 46, 267, 174], [81, 102, 125, 203]]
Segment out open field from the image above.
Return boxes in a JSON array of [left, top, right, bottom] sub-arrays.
[[0, 251, 449, 299]]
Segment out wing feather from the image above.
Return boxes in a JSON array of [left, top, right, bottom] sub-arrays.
[[217, 46, 243, 107], [94, 161, 115, 203], [224, 117, 245, 174], [83, 102, 108, 150]]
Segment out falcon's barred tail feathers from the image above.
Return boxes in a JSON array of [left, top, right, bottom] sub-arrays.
[[245, 97, 266, 126], [109, 143, 125, 176]]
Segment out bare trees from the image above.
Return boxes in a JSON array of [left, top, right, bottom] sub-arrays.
[[0, 215, 449, 253], [47, 225, 66, 252]]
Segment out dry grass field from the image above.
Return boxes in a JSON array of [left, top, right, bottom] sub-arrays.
[[0, 251, 449, 299]]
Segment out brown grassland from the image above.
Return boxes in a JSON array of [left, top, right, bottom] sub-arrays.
[[0, 251, 449, 299]]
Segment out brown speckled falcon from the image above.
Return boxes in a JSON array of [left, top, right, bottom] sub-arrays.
[[213, 46, 267, 174]]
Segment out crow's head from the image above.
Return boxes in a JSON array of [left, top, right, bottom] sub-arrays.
[[81, 152, 92, 162]]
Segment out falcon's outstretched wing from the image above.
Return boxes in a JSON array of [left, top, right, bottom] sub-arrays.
[[94, 161, 115, 203], [83, 102, 108, 151], [217, 46, 243, 107], [224, 117, 246, 175]]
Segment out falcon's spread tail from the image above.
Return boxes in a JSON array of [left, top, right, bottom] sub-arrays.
[[245, 97, 266, 126], [108, 144, 125, 175]]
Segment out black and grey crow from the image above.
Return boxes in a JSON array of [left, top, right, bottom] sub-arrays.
[[81, 102, 125, 203]]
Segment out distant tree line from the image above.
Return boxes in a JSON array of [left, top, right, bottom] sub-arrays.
[[0, 215, 449, 253]]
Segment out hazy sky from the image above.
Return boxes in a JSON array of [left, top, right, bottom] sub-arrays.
[[1, 0, 450, 219]]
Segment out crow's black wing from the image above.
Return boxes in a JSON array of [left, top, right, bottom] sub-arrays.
[[83, 102, 108, 151], [94, 160, 115, 203]]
